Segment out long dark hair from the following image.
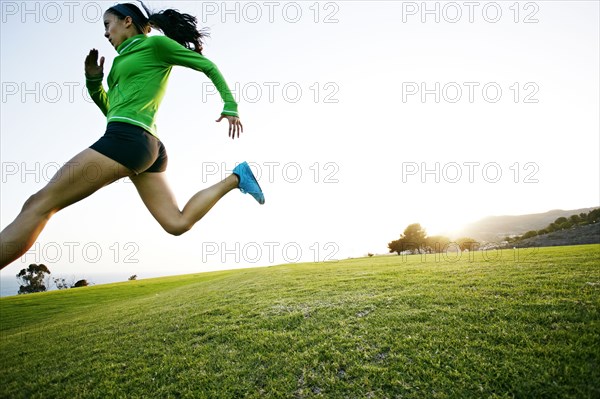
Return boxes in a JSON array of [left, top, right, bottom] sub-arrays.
[[106, 2, 209, 54]]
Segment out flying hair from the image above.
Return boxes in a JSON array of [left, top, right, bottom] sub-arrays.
[[106, 1, 209, 54]]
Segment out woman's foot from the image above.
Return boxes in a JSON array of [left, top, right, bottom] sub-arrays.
[[233, 162, 265, 204]]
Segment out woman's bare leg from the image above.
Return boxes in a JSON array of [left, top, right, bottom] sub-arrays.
[[0, 149, 132, 269], [130, 172, 239, 235]]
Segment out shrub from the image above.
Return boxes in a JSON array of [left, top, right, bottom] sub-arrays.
[[72, 280, 89, 288]]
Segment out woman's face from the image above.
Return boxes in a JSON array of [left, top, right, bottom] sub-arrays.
[[103, 12, 134, 50]]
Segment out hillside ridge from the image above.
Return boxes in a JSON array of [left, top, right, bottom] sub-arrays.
[[455, 206, 598, 241]]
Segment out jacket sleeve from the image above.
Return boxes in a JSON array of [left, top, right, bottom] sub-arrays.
[[86, 74, 109, 116], [152, 36, 239, 117]]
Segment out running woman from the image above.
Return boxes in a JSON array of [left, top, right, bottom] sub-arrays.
[[0, 2, 264, 270]]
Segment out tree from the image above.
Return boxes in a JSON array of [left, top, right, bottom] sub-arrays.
[[554, 216, 568, 225], [402, 223, 427, 253], [388, 223, 427, 255], [521, 230, 538, 239], [559, 221, 573, 230], [455, 237, 480, 251], [72, 279, 89, 288], [388, 239, 402, 255], [17, 264, 51, 294], [587, 208, 600, 224], [425, 235, 451, 253]]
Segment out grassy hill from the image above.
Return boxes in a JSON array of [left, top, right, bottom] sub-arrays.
[[510, 222, 600, 248], [455, 207, 598, 242], [1, 245, 599, 398]]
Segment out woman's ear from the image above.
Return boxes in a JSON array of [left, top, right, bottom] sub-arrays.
[[123, 15, 134, 28]]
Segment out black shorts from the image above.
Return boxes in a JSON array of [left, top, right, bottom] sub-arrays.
[[89, 122, 168, 174]]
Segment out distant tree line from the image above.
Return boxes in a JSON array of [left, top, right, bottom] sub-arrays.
[[16, 264, 89, 295], [388, 223, 479, 255], [507, 208, 600, 242], [15, 265, 139, 295]]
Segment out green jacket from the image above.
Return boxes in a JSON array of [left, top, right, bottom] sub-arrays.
[[86, 34, 238, 137]]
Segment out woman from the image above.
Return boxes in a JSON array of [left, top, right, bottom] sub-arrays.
[[0, 2, 264, 269]]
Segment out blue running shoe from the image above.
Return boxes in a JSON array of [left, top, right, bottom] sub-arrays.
[[233, 162, 265, 204]]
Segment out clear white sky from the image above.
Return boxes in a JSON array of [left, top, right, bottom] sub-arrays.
[[1, 1, 598, 282]]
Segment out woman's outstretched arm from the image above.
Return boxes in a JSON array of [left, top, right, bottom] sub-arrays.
[[152, 36, 239, 116], [84, 49, 110, 116]]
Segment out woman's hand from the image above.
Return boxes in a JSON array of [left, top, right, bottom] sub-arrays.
[[216, 115, 244, 139], [85, 49, 105, 78]]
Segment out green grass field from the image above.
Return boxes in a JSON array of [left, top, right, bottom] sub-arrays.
[[1, 244, 599, 398]]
